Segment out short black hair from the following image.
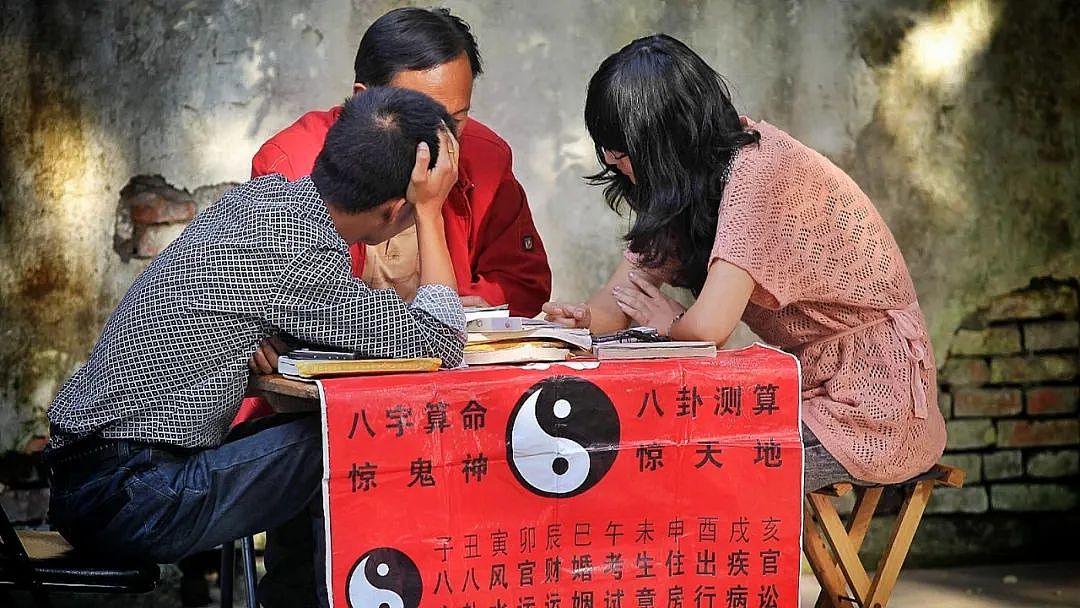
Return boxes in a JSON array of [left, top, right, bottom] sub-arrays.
[[353, 7, 483, 86], [312, 86, 452, 213]]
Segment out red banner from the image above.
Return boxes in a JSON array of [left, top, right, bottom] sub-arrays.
[[320, 344, 802, 608]]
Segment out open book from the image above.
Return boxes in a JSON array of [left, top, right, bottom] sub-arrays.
[[463, 340, 571, 366], [467, 322, 592, 350], [464, 318, 591, 365], [277, 349, 441, 378], [592, 340, 717, 360]]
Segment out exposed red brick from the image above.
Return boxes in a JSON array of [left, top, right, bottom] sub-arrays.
[[946, 419, 996, 450], [996, 420, 1080, 448], [129, 191, 197, 225], [941, 359, 990, 386], [982, 450, 1023, 480], [985, 285, 1078, 321], [22, 436, 48, 454], [953, 388, 1022, 417], [950, 326, 1022, 356], [989, 355, 1078, 384], [938, 392, 953, 419], [1027, 386, 1079, 416], [1023, 320, 1080, 352], [134, 223, 186, 258], [990, 483, 1078, 512]]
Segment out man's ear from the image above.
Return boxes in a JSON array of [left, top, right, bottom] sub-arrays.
[[352, 82, 368, 95], [386, 197, 410, 222]]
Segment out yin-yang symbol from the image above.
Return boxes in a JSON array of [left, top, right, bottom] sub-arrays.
[[506, 376, 620, 498], [346, 547, 422, 608]]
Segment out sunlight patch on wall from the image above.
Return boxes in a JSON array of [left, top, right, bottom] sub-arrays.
[[907, 0, 999, 92], [877, 0, 1001, 218]]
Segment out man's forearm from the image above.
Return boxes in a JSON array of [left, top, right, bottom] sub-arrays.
[[415, 213, 457, 290]]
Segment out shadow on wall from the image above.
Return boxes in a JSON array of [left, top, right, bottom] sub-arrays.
[[0, 3, 113, 453], [0, 1, 266, 452], [849, 0, 1080, 362]]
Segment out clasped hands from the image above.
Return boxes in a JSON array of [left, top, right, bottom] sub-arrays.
[[543, 271, 685, 334]]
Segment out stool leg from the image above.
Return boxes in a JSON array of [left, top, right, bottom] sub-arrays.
[[241, 535, 258, 608], [815, 487, 883, 608], [807, 492, 872, 604], [803, 502, 852, 608], [220, 540, 235, 608], [865, 480, 935, 608]]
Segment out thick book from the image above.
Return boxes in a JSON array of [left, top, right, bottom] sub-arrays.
[[277, 351, 441, 378], [467, 324, 592, 351], [463, 340, 570, 366], [592, 340, 717, 360]]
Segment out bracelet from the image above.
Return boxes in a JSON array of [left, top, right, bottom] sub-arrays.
[[666, 312, 685, 336]]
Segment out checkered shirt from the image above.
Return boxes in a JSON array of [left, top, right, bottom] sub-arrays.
[[48, 175, 465, 449]]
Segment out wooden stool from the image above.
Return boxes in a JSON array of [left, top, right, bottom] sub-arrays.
[[803, 463, 965, 608]]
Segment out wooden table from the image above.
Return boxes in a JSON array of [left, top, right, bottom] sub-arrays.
[[246, 374, 319, 411]]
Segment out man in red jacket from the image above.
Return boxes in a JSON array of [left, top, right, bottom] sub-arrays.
[[252, 6, 551, 320]]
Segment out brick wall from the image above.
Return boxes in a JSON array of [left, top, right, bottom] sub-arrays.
[[922, 279, 1080, 562], [1, 175, 235, 526], [114, 175, 199, 260], [825, 280, 1080, 566], [114, 176, 235, 261]]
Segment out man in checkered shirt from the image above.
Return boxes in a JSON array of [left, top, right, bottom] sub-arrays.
[[44, 87, 464, 608]]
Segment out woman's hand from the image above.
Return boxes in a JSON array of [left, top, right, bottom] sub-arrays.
[[542, 302, 592, 328], [611, 272, 686, 334]]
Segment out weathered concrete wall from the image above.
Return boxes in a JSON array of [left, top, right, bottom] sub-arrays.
[[1, 0, 1078, 452]]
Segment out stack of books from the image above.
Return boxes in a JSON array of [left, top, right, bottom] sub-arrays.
[[463, 306, 592, 365], [274, 312, 719, 375]]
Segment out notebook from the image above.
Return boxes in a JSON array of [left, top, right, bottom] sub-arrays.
[[277, 349, 442, 378]]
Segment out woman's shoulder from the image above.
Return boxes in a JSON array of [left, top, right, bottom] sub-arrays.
[[734, 118, 813, 167], [727, 118, 855, 205]]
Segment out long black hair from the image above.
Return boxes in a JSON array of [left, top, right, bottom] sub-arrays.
[[584, 34, 758, 295]]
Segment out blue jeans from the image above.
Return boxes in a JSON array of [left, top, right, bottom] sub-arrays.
[[46, 414, 328, 608]]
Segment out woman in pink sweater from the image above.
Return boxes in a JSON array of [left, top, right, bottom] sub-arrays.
[[544, 34, 946, 490]]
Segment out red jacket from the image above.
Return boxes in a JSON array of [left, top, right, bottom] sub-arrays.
[[251, 107, 552, 316]]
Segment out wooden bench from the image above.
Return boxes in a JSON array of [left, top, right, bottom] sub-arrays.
[[803, 463, 966, 608]]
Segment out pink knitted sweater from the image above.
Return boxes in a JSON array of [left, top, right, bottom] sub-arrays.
[[720, 118, 946, 483], [632, 118, 946, 483]]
